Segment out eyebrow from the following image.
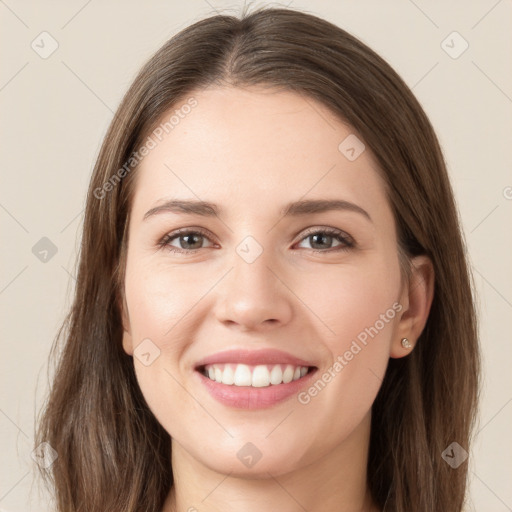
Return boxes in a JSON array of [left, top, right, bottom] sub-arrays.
[[143, 198, 372, 222]]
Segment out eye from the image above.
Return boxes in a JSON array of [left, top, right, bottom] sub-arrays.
[[158, 228, 215, 253], [295, 227, 354, 253], [157, 227, 355, 254]]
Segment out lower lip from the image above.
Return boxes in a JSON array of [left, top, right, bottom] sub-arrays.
[[194, 368, 318, 410]]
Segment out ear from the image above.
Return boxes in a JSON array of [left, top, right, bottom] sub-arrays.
[[390, 255, 435, 358], [118, 292, 134, 356]]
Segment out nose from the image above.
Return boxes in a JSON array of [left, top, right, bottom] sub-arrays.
[[214, 249, 294, 332]]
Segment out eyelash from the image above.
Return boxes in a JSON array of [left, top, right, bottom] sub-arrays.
[[157, 227, 355, 255]]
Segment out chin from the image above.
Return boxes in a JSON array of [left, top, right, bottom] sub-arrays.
[[192, 438, 309, 478]]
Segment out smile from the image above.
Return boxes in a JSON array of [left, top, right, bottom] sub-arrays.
[[195, 364, 319, 409], [199, 363, 314, 388]]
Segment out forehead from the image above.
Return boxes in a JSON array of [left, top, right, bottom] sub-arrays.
[[130, 85, 390, 223]]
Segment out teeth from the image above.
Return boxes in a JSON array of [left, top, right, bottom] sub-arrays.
[[251, 365, 269, 387], [234, 364, 252, 386], [221, 364, 235, 385], [270, 365, 283, 385], [282, 365, 294, 383], [202, 363, 310, 387]]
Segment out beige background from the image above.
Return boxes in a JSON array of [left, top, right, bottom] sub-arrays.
[[1, 0, 511, 510]]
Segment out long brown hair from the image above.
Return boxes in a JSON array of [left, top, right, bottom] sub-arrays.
[[35, 6, 480, 511]]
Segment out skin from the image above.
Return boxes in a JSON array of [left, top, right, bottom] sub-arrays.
[[120, 85, 434, 512]]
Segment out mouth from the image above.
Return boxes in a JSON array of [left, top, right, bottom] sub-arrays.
[[196, 363, 318, 388]]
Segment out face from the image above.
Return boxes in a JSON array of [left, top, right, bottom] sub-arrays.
[[121, 85, 408, 477]]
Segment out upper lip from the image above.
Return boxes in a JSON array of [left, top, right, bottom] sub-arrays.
[[194, 349, 317, 369]]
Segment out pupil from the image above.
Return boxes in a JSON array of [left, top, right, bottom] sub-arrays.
[[182, 234, 201, 249], [311, 233, 331, 249]]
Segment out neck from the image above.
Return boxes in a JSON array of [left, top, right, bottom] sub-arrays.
[[162, 411, 380, 512]]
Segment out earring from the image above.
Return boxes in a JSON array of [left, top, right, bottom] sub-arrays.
[[401, 338, 412, 349]]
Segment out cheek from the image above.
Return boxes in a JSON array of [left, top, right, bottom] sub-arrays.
[[307, 254, 401, 349], [123, 256, 212, 427], [124, 255, 203, 340], [295, 256, 401, 434]]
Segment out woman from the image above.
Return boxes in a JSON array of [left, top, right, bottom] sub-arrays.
[[35, 6, 480, 512]]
